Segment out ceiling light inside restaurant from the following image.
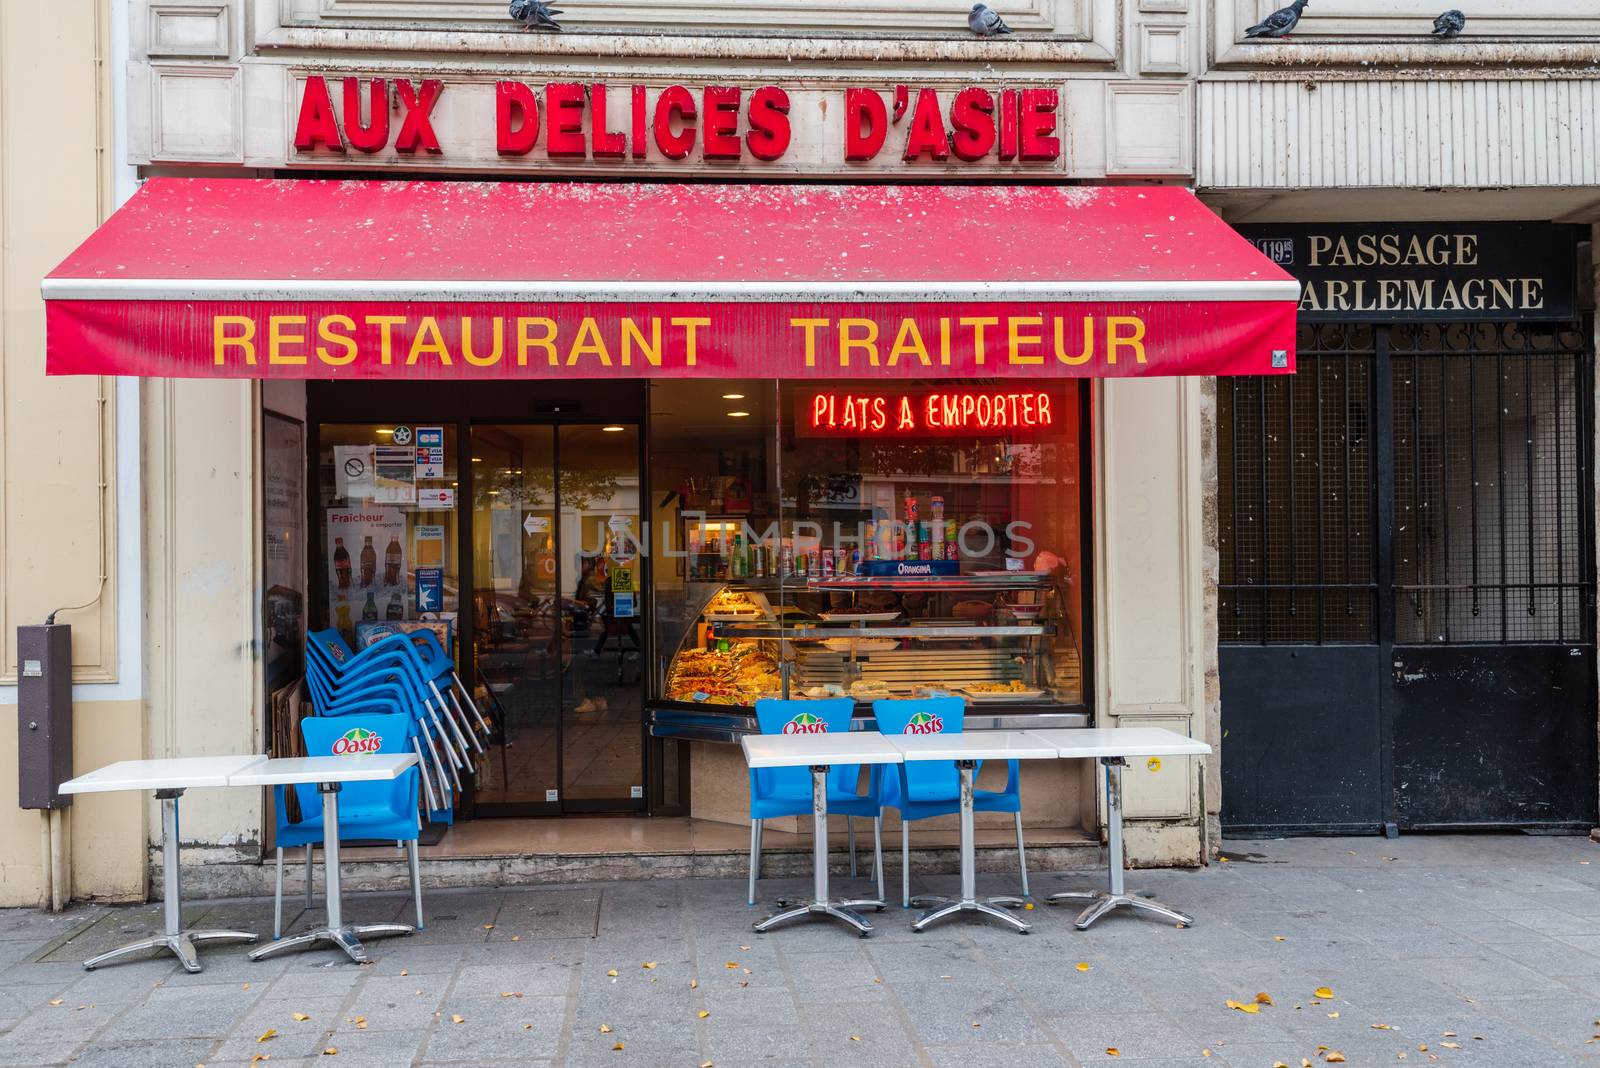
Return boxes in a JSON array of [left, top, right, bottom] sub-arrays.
[[602, 425, 625, 432], [721, 393, 745, 400], [727, 411, 751, 418]]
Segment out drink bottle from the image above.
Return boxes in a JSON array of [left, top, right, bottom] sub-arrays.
[[333, 537, 351, 589], [386, 590, 404, 620], [384, 535, 402, 585], [359, 536, 377, 587], [362, 591, 379, 622]]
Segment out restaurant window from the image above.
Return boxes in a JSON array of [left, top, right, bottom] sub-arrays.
[[314, 423, 462, 657], [650, 379, 1087, 716]]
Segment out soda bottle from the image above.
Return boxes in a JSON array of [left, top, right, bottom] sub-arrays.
[[333, 537, 351, 589], [384, 535, 402, 585], [359, 536, 377, 587], [335, 602, 352, 632], [362, 591, 379, 622], [386, 590, 404, 620]]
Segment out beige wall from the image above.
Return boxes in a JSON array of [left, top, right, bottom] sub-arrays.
[[0, 1, 147, 908]]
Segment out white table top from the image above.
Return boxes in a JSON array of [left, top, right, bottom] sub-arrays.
[[889, 731, 1061, 762], [59, 755, 268, 794], [741, 733, 905, 769], [226, 753, 419, 786], [1026, 727, 1212, 758]]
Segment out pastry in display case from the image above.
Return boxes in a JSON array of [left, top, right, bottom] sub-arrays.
[[659, 572, 1082, 711]]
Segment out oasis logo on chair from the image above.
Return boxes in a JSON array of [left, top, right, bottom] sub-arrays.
[[332, 727, 384, 755], [903, 711, 945, 735], [781, 712, 828, 735]]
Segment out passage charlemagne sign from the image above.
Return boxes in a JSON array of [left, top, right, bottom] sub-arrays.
[[1237, 223, 1581, 323]]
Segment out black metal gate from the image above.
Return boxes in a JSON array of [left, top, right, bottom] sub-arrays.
[[1220, 320, 1597, 834]]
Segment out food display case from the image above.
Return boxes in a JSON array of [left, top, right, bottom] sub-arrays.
[[658, 573, 1084, 724]]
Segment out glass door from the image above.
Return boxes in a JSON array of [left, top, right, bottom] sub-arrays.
[[559, 424, 645, 810], [469, 423, 645, 814], [469, 426, 560, 810]]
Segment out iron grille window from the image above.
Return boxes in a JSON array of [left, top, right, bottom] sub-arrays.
[[1220, 324, 1379, 645], [1391, 322, 1594, 644]]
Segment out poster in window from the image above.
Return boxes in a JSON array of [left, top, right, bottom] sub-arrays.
[[264, 414, 305, 691], [326, 506, 407, 641]]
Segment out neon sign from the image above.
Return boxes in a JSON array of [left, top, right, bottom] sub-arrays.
[[802, 389, 1055, 436]]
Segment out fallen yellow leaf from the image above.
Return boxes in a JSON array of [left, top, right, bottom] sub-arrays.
[[483, 924, 494, 930], [1255, 992, 1274, 1005], [1314, 987, 1334, 999], [257, 1030, 277, 1043], [523, 1024, 533, 1031], [697, 1010, 710, 1019], [599, 1024, 612, 1034], [1024, 903, 1034, 910], [250, 1056, 268, 1065], [1417, 1045, 1428, 1052], [399, 970, 408, 976], [849, 1036, 861, 1042], [291, 1013, 311, 1022], [1273, 935, 1287, 942], [725, 961, 739, 969], [1202, 1050, 1212, 1058], [1219, 856, 1230, 863], [501, 992, 522, 998], [1441, 1043, 1460, 1050], [1273, 1063, 1289, 1068], [1225, 999, 1261, 1014], [642, 962, 657, 970], [450, 1015, 465, 1025], [511, 935, 520, 942], [242, 983, 251, 990], [1076, 962, 1091, 973], [1324, 1054, 1347, 1064], [612, 1042, 624, 1051], [1371, 1023, 1392, 1030], [1328, 1011, 1341, 1019], [605, 969, 618, 978], [740, 945, 751, 950], [322, 1050, 338, 1057], [689, 979, 698, 989], [1105, 1048, 1121, 1057], [47, 1000, 62, 1007], [1443, 1032, 1457, 1037], [702, 1062, 714, 1068]]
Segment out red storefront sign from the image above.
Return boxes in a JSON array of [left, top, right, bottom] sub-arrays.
[[292, 76, 1059, 166], [43, 179, 1299, 381]]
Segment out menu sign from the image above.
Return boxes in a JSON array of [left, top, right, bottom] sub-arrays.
[[1237, 223, 1581, 324]]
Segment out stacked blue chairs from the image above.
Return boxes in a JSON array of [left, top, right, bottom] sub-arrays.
[[305, 628, 491, 822], [272, 712, 425, 939], [747, 698, 885, 907], [305, 634, 455, 816], [871, 697, 1029, 907]]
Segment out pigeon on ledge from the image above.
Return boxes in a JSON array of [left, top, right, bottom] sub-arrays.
[[1245, 0, 1308, 38], [968, 3, 1013, 36], [509, 0, 562, 31], [1432, 9, 1466, 37]]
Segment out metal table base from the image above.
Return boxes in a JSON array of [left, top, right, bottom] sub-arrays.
[[250, 782, 413, 964], [754, 766, 885, 937], [1048, 758, 1194, 929], [912, 762, 1031, 934], [84, 790, 257, 972]]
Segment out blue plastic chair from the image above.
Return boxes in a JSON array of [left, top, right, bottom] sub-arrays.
[[304, 659, 454, 812], [748, 698, 884, 906], [872, 697, 1029, 906], [272, 712, 425, 939]]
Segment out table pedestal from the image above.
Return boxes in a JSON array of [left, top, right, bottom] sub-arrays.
[[754, 766, 884, 937], [1047, 758, 1194, 929], [912, 762, 1030, 934], [83, 790, 257, 972], [250, 783, 413, 963]]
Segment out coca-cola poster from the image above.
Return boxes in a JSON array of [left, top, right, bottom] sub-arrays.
[[326, 506, 407, 642]]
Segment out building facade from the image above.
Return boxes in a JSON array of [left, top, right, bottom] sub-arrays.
[[2, 0, 1596, 904]]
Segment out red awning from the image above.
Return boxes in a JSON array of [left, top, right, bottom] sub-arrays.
[[44, 178, 1297, 380]]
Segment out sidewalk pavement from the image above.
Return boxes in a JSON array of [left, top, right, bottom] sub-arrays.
[[0, 834, 1597, 1066]]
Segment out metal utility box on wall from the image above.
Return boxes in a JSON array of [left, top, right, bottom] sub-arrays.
[[17, 625, 72, 810]]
